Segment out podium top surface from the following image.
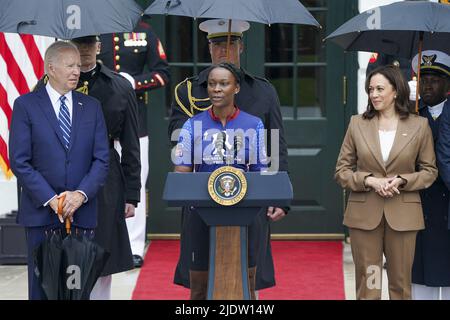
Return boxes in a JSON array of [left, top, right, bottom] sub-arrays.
[[163, 171, 293, 208]]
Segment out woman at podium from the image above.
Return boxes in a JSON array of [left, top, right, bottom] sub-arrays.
[[173, 62, 269, 299]]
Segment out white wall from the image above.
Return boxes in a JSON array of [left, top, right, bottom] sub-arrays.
[[357, 0, 404, 114], [0, 173, 17, 214]]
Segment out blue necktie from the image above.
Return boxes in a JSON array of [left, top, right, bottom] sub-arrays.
[[59, 96, 71, 149]]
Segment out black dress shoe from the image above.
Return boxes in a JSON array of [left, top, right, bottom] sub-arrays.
[[133, 255, 144, 268]]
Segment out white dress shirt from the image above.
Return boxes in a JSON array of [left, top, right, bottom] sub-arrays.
[[379, 130, 396, 163], [427, 98, 447, 120], [43, 83, 87, 208], [46, 82, 73, 123]]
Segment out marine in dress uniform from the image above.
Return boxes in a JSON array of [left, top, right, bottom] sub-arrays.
[[367, 53, 419, 102], [366, 53, 413, 81], [411, 50, 450, 300], [98, 19, 170, 267], [168, 19, 289, 295], [368, 0, 450, 101]]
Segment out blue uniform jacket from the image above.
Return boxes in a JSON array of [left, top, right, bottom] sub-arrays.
[[436, 97, 450, 228], [413, 97, 450, 286]]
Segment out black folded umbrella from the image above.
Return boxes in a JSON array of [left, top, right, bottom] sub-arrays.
[[33, 230, 64, 300], [34, 197, 109, 300], [60, 230, 110, 300]]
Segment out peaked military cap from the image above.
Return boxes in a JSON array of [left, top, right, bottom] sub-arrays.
[[412, 50, 450, 78], [71, 35, 100, 44], [199, 19, 250, 42]]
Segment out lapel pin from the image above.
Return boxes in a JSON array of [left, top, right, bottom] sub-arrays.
[[78, 102, 83, 106]]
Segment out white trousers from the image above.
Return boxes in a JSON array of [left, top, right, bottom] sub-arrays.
[[90, 275, 112, 300], [126, 136, 148, 257], [412, 284, 450, 300], [114, 137, 148, 258]]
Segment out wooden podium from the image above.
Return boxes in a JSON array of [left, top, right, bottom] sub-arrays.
[[163, 171, 293, 300]]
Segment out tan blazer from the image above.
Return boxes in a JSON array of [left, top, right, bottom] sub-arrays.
[[335, 114, 437, 231]]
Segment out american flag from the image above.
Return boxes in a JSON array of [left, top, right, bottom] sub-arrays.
[[0, 33, 54, 179]]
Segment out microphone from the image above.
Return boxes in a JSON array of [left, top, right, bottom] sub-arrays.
[[234, 133, 243, 159], [215, 131, 227, 162]]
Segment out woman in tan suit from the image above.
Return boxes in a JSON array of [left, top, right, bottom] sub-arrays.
[[335, 65, 438, 300]]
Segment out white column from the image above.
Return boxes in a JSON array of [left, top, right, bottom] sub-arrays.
[[0, 173, 18, 214], [357, 0, 404, 114]]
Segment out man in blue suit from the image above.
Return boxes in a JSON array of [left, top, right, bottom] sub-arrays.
[[8, 41, 109, 300]]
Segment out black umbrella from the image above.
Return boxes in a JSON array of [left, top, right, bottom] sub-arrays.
[[33, 231, 64, 300], [325, 1, 450, 57], [146, 0, 320, 62], [34, 196, 109, 300], [0, 0, 143, 39], [145, 0, 203, 19], [325, 1, 450, 112], [146, 0, 320, 26], [60, 230, 109, 300]]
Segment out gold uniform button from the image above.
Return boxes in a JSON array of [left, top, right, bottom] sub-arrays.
[[115, 55, 120, 61], [137, 81, 142, 86], [144, 80, 148, 84], [114, 36, 120, 42], [134, 49, 138, 53], [115, 45, 120, 51], [115, 65, 120, 71], [151, 79, 155, 82]]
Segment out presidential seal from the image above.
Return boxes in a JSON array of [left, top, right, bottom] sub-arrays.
[[208, 166, 247, 206]]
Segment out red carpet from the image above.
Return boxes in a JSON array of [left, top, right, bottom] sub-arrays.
[[132, 240, 189, 300], [259, 241, 345, 300], [132, 240, 344, 300]]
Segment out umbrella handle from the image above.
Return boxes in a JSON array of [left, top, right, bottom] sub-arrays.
[[65, 218, 71, 235], [57, 195, 71, 235], [226, 19, 232, 62], [415, 32, 424, 113]]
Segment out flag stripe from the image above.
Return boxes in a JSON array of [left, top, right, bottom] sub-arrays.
[[0, 107, 9, 152], [0, 33, 29, 95], [5, 33, 39, 90], [34, 36, 54, 62], [0, 55, 20, 130], [20, 34, 45, 79], [0, 33, 53, 179], [0, 135, 10, 168], [0, 83, 12, 128]]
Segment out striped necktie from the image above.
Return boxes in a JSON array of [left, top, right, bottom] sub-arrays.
[[59, 96, 71, 149]]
